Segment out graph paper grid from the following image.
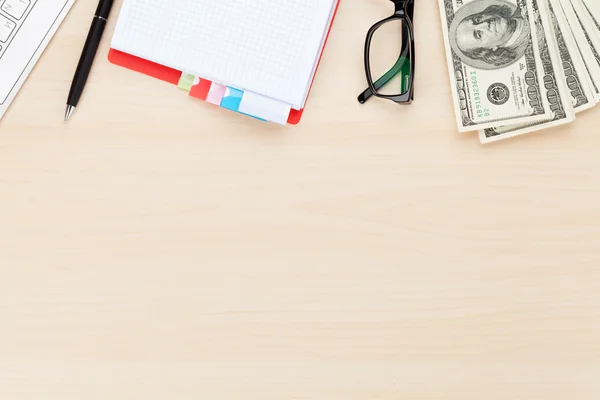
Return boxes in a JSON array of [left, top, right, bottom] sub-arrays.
[[111, 0, 336, 108]]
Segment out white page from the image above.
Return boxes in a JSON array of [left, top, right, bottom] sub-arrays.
[[111, 0, 336, 109], [0, 0, 75, 121]]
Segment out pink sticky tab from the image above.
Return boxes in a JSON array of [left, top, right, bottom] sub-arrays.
[[206, 83, 227, 105]]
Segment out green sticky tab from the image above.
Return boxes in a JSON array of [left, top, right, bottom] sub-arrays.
[[178, 73, 196, 91]]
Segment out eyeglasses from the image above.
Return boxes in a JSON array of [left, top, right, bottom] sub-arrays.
[[358, 0, 415, 105]]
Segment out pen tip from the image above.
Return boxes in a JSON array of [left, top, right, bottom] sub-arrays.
[[64, 105, 75, 122]]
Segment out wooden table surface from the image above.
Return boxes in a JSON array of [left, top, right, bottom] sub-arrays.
[[1, 0, 600, 399]]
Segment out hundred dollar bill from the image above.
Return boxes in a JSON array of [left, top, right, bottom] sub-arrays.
[[438, 0, 552, 132], [576, 0, 600, 32], [548, 0, 597, 112], [574, 0, 600, 62], [582, 0, 600, 28], [570, 0, 600, 52], [479, 0, 575, 143], [569, 0, 600, 96], [557, 0, 600, 99]]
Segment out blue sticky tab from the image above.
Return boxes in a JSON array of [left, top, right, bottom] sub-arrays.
[[240, 112, 267, 122], [220, 87, 244, 111]]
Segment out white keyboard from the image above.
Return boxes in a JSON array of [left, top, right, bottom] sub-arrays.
[[0, 0, 74, 120], [0, 0, 36, 58]]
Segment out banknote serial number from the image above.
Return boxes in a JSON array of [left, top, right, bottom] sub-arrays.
[[470, 72, 490, 118]]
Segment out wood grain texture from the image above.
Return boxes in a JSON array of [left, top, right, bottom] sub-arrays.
[[1, 0, 599, 399]]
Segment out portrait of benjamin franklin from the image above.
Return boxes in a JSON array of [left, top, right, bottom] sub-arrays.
[[449, 0, 531, 69]]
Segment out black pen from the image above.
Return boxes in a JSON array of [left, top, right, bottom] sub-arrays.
[[65, 0, 114, 122]]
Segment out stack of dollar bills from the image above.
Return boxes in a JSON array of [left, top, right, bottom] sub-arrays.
[[438, 0, 600, 143]]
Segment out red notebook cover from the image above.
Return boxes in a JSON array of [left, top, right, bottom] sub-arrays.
[[108, 0, 340, 125]]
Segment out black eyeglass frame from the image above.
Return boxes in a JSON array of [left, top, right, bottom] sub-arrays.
[[358, 0, 415, 105]]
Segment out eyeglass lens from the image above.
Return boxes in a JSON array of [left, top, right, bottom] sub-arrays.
[[368, 18, 412, 96]]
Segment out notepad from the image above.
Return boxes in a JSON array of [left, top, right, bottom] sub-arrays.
[[111, 0, 337, 110]]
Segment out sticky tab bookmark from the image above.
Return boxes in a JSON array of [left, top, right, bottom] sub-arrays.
[[220, 87, 244, 111], [206, 82, 227, 105], [219, 87, 266, 121], [183, 78, 271, 122], [177, 72, 196, 91], [239, 91, 292, 125], [189, 78, 212, 101]]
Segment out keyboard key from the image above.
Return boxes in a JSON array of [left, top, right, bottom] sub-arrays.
[[0, 14, 16, 42], [1, 0, 30, 20]]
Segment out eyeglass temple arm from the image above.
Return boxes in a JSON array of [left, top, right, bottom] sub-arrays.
[[357, 35, 411, 104]]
